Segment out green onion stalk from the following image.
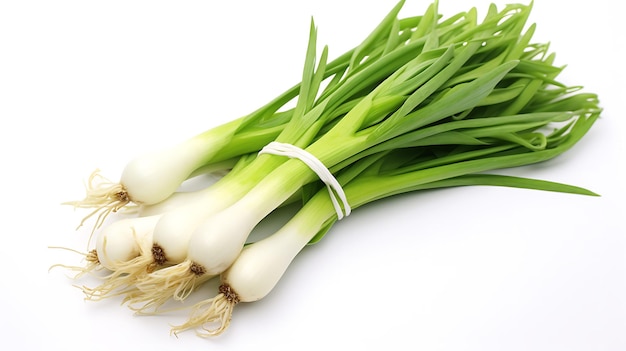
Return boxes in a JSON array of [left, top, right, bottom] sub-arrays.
[[173, 102, 599, 336], [66, 0, 448, 232], [76, 1, 449, 300], [126, 1, 600, 316]]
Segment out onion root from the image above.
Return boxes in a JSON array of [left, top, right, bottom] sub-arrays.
[[171, 284, 239, 337]]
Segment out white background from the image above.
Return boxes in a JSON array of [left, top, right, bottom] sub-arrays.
[[1, 1, 624, 350]]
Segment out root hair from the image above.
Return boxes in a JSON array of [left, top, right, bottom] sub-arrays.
[[170, 284, 240, 337], [128, 260, 210, 314], [81, 234, 154, 301], [63, 169, 136, 234], [81, 252, 154, 301], [48, 247, 102, 279]]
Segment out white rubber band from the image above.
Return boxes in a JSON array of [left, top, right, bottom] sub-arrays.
[[259, 141, 351, 220]]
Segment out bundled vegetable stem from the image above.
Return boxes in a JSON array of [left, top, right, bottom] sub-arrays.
[[171, 106, 599, 336], [135, 1, 554, 311], [55, 0, 601, 339]]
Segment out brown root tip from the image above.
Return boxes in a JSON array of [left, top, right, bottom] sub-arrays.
[[190, 262, 206, 276], [219, 284, 240, 304], [170, 284, 240, 337], [151, 243, 167, 267]]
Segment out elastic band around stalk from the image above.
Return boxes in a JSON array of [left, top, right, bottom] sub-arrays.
[[258, 141, 351, 219]]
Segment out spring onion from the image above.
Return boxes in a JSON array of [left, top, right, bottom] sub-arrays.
[[87, 3, 449, 302], [128, 1, 598, 312], [173, 108, 598, 334], [54, 0, 601, 339]]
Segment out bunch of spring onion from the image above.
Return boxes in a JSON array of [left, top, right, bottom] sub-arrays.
[[67, 0, 443, 298], [60, 0, 422, 282], [57, 0, 601, 337]]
